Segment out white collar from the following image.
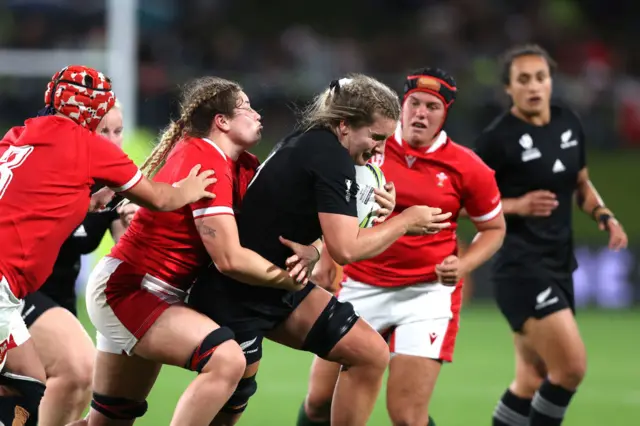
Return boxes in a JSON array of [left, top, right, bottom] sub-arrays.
[[394, 122, 447, 153], [202, 137, 227, 159]]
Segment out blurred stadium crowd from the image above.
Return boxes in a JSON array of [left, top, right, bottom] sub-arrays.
[[1, 0, 640, 148]]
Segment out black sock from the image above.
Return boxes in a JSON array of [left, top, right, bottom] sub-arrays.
[[492, 389, 532, 426], [296, 401, 330, 426], [530, 379, 575, 425]]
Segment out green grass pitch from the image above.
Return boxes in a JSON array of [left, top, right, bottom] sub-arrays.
[[78, 302, 640, 425]]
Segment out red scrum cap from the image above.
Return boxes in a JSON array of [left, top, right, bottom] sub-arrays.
[[43, 65, 116, 132], [403, 67, 457, 108], [402, 67, 457, 136]]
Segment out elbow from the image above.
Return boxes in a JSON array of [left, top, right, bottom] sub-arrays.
[[214, 256, 240, 276], [328, 249, 354, 266], [212, 248, 246, 276], [322, 236, 357, 266], [152, 199, 171, 212], [148, 183, 173, 212], [140, 198, 166, 212], [312, 268, 339, 293]]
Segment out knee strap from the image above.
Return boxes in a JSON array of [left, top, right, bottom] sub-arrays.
[[301, 297, 359, 358], [186, 326, 235, 373], [90, 393, 148, 420], [221, 374, 257, 414]]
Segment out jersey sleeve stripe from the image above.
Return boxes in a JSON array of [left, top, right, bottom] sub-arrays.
[[111, 170, 143, 192], [469, 202, 502, 223], [192, 206, 234, 218]]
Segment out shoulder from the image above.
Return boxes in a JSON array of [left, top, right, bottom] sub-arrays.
[[446, 140, 494, 174], [171, 137, 228, 165], [297, 128, 342, 151], [160, 138, 232, 184], [2, 126, 25, 143], [298, 128, 352, 168], [550, 103, 583, 127], [19, 116, 79, 143], [476, 111, 513, 142]]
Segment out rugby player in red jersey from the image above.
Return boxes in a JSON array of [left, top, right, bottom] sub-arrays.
[[0, 65, 214, 425], [85, 77, 320, 426], [298, 68, 506, 426]]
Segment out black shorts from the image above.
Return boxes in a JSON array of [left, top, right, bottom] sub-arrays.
[[494, 274, 575, 332], [0, 371, 44, 426], [188, 280, 316, 365], [21, 292, 64, 328], [37, 277, 78, 317]]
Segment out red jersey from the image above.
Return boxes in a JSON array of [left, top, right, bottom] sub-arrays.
[[345, 128, 502, 287], [0, 116, 142, 298], [110, 137, 235, 290]]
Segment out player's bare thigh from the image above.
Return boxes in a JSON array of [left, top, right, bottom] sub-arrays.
[[5, 339, 45, 384], [520, 308, 586, 389], [267, 286, 387, 366], [27, 307, 94, 383], [384, 313, 457, 425], [133, 304, 232, 367], [267, 286, 336, 348], [386, 355, 442, 426]]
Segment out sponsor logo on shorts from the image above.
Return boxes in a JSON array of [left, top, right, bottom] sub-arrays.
[[535, 287, 559, 310], [21, 305, 35, 321], [73, 225, 87, 238], [429, 332, 438, 345], [239, 337, 259, 355]]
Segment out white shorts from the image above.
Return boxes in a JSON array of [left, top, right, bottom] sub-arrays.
[[86, 256, 187, 355], [338, 277, 463, 362], [0, 276, 31, 370]]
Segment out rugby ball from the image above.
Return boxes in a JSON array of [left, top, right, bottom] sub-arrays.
[[355, 163, 386, 228]]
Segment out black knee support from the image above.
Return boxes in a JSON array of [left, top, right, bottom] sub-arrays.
[[186, 326, 235, 373], [221, 374, 258, 414], [90, 392, 148, 420], [301, 297, 359, 358]]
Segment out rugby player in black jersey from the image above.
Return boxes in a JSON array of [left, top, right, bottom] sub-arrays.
[[475, 44, 628, 426], [189, 74, 452, 426]]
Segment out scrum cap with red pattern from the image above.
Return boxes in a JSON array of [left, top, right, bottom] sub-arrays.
[[402, 67, 457, 136], [43, 65, 116, 132], [403, 67, 457, 108]]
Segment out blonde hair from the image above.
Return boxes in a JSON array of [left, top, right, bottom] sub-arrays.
[[299, 74, 400, 131], [140, 77, 242, 177]]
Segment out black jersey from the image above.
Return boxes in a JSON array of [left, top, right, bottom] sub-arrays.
[[474, 105, 586, 279], [203, 128, 358, 304], [38, 185, 118, 308]]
